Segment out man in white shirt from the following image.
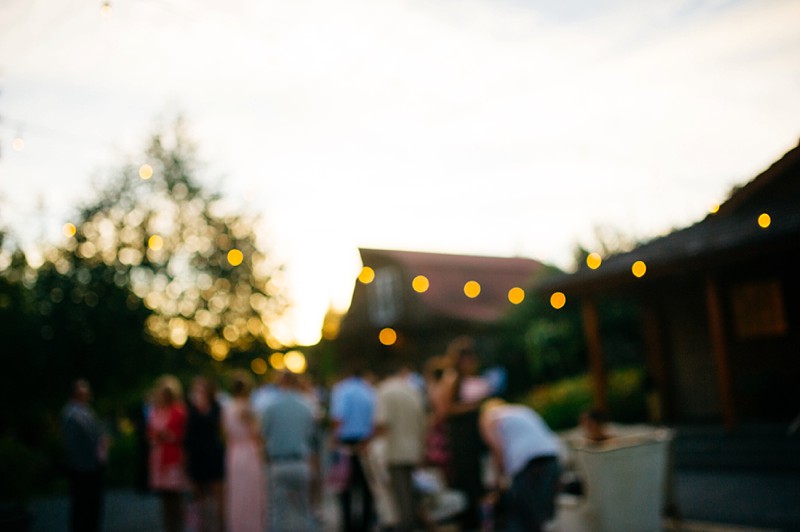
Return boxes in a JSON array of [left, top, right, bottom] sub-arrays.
[[373, 363, 427, 532], [479, 398, 561, 532]]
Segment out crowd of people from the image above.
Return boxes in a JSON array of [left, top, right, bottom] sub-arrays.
[[63, 335, 596, 532]]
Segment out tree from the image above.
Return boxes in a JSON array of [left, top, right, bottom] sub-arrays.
[[59, 119, 286, 362]]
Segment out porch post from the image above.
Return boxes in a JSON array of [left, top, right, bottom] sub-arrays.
[[704, 274, 737, 430], [581, 297, 608, 412], [642, 302, 671, 423]]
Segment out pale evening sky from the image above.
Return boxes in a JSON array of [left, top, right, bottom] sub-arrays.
[[0, 0, 799, 345]]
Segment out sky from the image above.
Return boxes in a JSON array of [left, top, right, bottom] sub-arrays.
[[1, 0, 799, 345]]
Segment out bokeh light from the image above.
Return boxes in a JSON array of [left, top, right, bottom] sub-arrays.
[[586, 253, 602, 270], [358, 266, 375, 284], [709, 203, 720, 214], [379, 327, 398, 346], [550, 291, 566, 309], [464, 280, 481, 298], [508, 287, 525, 305], [632, 260, 647, 278], [138, 164, 153, 180], [251, 358, 268, 375], [12, 138, 25, 151], [101, 2, 112, 17], [227, 249, 244, 266], [269, 352, 286, 370], [758, 213, 771, 228], [147, 234, 163, 251], [63, 223, 77, 238], [412, 275, 429, 293], [284, 350, 307, 373], [209, 339, 229, 361]]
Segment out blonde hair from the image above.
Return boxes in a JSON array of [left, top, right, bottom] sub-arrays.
[[155, 374, 184, 405]]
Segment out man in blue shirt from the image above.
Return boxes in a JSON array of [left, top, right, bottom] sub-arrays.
[[330, 369, 376, 532], [262, 371, 316, 531]]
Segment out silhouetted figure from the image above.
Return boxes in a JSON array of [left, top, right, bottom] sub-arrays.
[[62, 379, 106, 532], [185, 376, 225, 532]]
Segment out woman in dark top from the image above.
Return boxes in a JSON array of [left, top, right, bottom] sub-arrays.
[[184, 376, 226, 532]]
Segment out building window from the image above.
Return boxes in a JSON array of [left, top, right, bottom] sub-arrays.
[[368, 267, 401, 326]]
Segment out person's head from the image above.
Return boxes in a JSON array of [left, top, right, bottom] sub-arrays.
[[155, 374, 183, 407], [580, 408, 610, 442], [230, 370, 254, 398], [276, 370, 301, 390], [71, 379, 92, 403], [447, 335, 479, 376], [190, 375, 217, 406]]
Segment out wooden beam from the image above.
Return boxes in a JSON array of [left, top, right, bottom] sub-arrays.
[[642, 302, 671, 423], [705, 274, 737, 430], [581, 298, 608, 412]]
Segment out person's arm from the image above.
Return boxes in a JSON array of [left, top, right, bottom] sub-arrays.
[[479, 411, 505, 491]]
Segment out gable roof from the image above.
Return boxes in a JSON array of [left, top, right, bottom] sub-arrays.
[[537, 139, 800, 295], [359, 248, 548, 324]]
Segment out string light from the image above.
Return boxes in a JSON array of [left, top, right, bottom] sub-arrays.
[[12, 137, 25, 151], [632, 260, 647, 278], [63, 223, 77, 238], [251, 358, 268, 375], [550, 292, 566, 309], [138, 164, 153, 180], [508, 287, 525, 304], [586, 253, 602, 270], [358, 266, 375, 284], [379, 328, 397, 346], [758, 213, 771, 229], [412, 275, 429, 293], [269, 352, 285, 370], [464, 281, 481, 298], [227, 249, 244, 266]]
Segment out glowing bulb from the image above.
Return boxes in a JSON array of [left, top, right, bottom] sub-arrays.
[[586, 253, 602, 270], [464, 281, 481, 298], [11, 138, 25, 151], [284, 350, 307, 373], [227, 249, 244, 266], [148, 234, 163, 251], [269, 352, 285, 370], [138, 164, 153, 180], [632, 260, 647, 278], [412, 275, 429, 293], [508, 287, 525, 305], [251, 358, 268, 375], [63, 223, 77, 238], [550, 292, 566, 310], [758, 213, 771, 229], [358, 266, 375, 284], [709, 203, 720, 214], [101, 2, 112, 17], [379, 328, 397, 346]]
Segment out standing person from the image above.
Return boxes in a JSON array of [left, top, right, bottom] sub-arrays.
[[478, 398, 561, 532], [373, 363, 427, 532], [62, 379, 107, 532], [223, 371, 266, 532], [148, 375, 189, 532], [440, 336, 493, 529], [184, 376, 226, 532], [330, 367, 377, 532], [261, 371, 316, 531]]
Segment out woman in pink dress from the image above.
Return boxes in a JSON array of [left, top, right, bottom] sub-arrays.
[[222, 372, 267, 532], [148, 375, 189, 532]]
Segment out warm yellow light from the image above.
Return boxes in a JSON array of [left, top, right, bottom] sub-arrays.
[[709, 203, 720, 214], [227, 249, 244, 266], [358, 266, 375, 284], [632, 260, 647, 278], [758, 213, 771, 229], [11, 138, 25, 151], [379, 327, 397, 346], [586, 253, 602, 270], [550, 291, 566, 310], [251, 358, 268, 375], [210, 339, 229, 361], [464, 280, 481, 298], [101, 2, 112, 17], [508, 287, 525, 305], [412, 275, 430, 293], [284, 350, 307, 374], [63, 223, 77, 238], [148, 234, 163, 251], [138, 164, 153, 180], [269, 352, 286, 370]]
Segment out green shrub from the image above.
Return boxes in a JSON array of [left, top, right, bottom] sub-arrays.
[[0, 437, 45, 505], [521, 366, 647, 431]]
